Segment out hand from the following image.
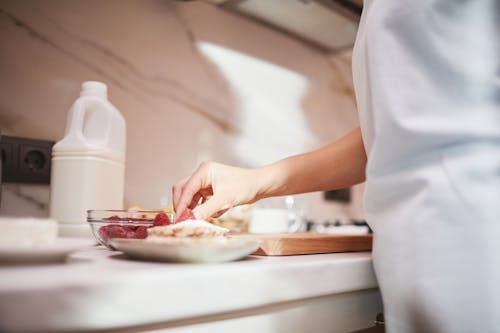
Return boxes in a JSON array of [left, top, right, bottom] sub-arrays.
[[172, 161, 266, 220], [173, 128, 367, 219]]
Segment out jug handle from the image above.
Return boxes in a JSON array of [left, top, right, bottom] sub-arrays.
[[67, 98, 110, 144]]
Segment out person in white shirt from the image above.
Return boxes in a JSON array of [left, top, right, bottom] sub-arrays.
[[173, 1, 500, 331]]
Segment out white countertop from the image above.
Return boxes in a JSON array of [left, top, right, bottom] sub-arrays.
[[0, 245, 378, 332]]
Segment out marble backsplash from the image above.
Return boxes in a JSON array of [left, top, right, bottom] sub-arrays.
[[0, 0, 363, 222]]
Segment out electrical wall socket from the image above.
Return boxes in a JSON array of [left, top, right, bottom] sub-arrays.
[[0, 135, 54, 184]]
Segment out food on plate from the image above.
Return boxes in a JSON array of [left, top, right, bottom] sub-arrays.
[[146, 209, 230, 245], [102, 209, 260, 262], [148, 219, 229, 239], [98, 209, 204, 242]]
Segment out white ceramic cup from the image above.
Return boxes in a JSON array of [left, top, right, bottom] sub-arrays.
[[249, 208, 301, 234]]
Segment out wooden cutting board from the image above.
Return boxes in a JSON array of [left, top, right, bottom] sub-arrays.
[[230, 232, 372, 256]]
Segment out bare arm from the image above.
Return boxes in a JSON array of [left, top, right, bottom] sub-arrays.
[[256, 127, 367, 199], [173, 127, 367, 219]]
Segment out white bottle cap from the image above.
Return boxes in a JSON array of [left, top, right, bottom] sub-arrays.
[[80, 81, 107, 98]]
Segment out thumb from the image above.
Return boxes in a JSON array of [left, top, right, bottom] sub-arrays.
[[193, 195, 230, 220]]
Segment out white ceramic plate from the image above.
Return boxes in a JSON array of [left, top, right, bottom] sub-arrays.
[[109, 237, 261, 263], [0, 238, 93, 264]]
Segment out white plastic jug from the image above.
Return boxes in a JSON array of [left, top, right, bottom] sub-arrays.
[[50, 81, 126, 237]]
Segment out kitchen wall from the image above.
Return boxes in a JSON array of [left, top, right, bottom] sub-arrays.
[[0, 0, 363, 222]]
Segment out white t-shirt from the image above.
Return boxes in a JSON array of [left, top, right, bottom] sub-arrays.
[[352, 1, 500, 332]]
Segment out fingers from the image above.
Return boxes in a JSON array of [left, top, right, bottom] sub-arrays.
[[174, 162, 212, 216], [212, 208, 229, 218], [175, 176, 201, 218], [193, 196, 231, 220], [188, 192, 202, 210], [173, 161, 249, 220], [173, 179, 214, 213], [172, 177, 189, 211]]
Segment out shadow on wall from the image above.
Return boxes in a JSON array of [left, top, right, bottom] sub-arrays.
[[197, 41, 314, 166], [178, 1, 359, 144], [0, 0, 359, 211], [0, 0, 239, 208]]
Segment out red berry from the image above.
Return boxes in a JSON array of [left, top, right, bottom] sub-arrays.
[[98, 226, 110, 240], [108, 225, 127, 238], [125, 230, 136, 238], [136, 226, 148, 239], [153, 212, 171, 226], [105, 215, 122, 221], [175, 209, 195, 223]]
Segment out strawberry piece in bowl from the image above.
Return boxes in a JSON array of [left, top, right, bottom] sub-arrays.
[[87, 210, 174, 249]]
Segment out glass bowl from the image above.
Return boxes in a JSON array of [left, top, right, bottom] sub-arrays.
[[87, 210, 174, 249]]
